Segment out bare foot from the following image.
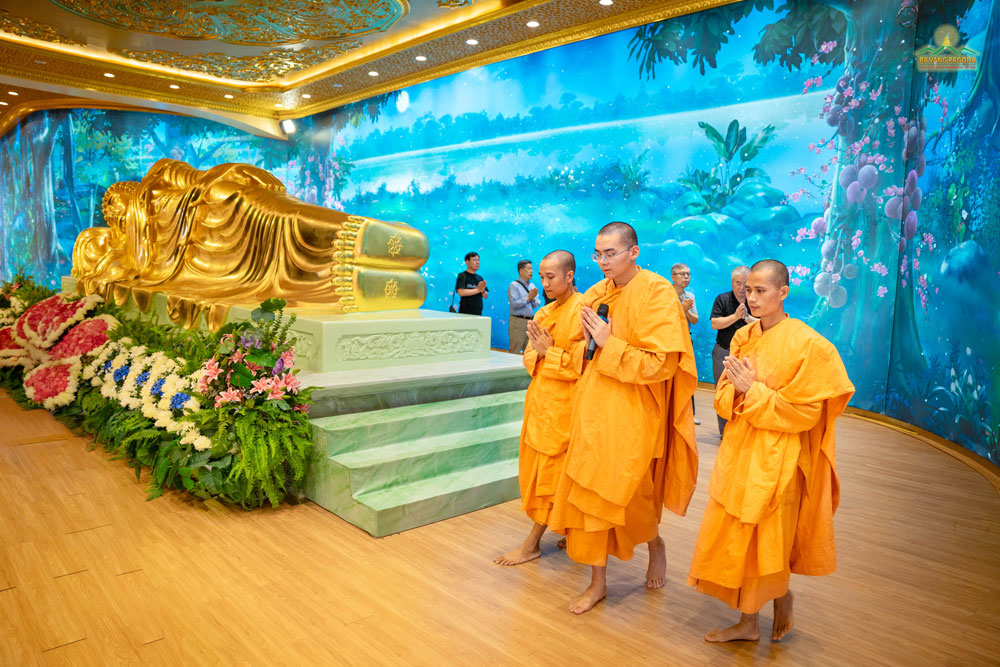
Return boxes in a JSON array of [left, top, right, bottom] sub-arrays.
[[705, 613, 760, 643], [568, 581, 606, 614], [645, 536, 666, 589], [772, 591, 794, 641], [556, 537, 567, 550], [493, 544, 541, 566]]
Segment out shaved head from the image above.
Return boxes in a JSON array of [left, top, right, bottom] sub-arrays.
[[598, 221, 638, 248], [542, 249, 576, 273], [750, 259, 790, 287]]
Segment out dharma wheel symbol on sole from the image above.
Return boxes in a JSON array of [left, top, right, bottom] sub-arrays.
[[387, 234, 403, 257], [384, 279, 400, 299]]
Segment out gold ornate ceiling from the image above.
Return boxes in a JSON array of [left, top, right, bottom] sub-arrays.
[[0, 0, 739, 139]]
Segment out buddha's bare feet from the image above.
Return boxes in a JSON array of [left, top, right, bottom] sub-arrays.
[[568, 581, 607, 614], [772, 591, 794, 641], [493, 544, 541, 566], [645, 536, 666, 589], [705, 614, 760, 643], [557, 537, 567, 549]]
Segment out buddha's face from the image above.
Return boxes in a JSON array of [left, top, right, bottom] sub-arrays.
[[101, 182, 136, 239]]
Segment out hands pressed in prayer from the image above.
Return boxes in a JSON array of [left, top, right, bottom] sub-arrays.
[[581, 307, 611, 349], [723, 355, 757, 394], [526, 320, 554, 357]]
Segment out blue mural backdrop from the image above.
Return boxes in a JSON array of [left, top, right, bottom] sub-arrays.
[[1, 0, 997, 463]]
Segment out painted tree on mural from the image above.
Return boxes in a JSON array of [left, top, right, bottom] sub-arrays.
[[629, 0, 980, 386]]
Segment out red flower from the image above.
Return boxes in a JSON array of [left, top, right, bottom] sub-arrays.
[[48, 316, 114, 360]]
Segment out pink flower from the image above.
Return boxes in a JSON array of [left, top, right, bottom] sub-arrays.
[[217, 388, 243, 406], [279, 372, 301, 395], [266, 386, 285, 401], [231, 348, 246, 363], [280, 348, 295, 369], [251, 377, 273, 394], [202, 358, 221, 382], [877, 286, 888, 297]]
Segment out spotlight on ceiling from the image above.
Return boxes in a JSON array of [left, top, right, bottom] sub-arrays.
[[169, 84, 179, 89], [275, 103, 284, 108], [415, 55, 427, 62], [0, 101, 8, 106], [526, 20, 540, 28], [281, 119, 296, 134], [103, 72, 115, 78], [302, 93, 311, 99], [599, 0, 614, 5], [466, 38, 479, 45], [7, 91, 18, 96], [224, 93, 234, 99], [368, 71, 379, 76]]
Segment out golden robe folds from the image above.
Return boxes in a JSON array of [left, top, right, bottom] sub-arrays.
[[72, 159, 429, 329]]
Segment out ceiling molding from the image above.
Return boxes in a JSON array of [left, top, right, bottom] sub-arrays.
[[0, 0, 741, 138]]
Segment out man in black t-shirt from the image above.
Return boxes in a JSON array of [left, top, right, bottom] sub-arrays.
[[709, 265, 757, 434], [455, 251, 489, 315]]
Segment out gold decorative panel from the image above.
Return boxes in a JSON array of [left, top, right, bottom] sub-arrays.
[[48, 0, 408, 46], [110, 42, 363, 83], [0, 8, 83, 45], [438, 0, 474, 7]]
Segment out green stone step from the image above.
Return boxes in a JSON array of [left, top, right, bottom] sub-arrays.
[[311, 391, 524, 456], [357, 459, 519, 536], [332, 422, 521, 494], [301, 351, 530, 418]]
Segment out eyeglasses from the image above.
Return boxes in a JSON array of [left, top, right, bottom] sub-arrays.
[[591, 247, 634, 263]]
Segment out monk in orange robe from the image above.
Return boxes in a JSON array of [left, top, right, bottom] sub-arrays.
[[548, 222, 699, 614], [494, 250, 585, 566], [688, 259, 854, 642]]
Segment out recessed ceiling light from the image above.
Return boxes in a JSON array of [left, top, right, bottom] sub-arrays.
[[103, 72, 115, 78], [275, 103, 284, 108], [0, 101, 7, 106], [526, 20, 540, 28], [34, 59, 46, 65], [368, 71, 379, 76], [224, 93, 234, 99], [169, 84, 179, 89], [466, 38, 479, 45], [301, 93, 311, 99], [599, 0, 613, 5], [7, 91, 18, 96], [415, 55, 427, 62]]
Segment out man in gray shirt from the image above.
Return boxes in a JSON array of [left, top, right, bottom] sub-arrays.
[[671, 263, 700, 424], [507, 259, 541, 353]]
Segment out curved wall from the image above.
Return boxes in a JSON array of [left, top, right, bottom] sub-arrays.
[[1, 0, 997, 463]]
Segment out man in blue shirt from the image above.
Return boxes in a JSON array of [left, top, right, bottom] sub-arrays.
[[507, 259, 541, 353]]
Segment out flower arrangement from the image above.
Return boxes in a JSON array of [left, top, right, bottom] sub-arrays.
[[0, 281, 25, 326], [0, 277, 315, 509]]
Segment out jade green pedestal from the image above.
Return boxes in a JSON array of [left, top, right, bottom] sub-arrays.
[[61, 276, 528, 537]]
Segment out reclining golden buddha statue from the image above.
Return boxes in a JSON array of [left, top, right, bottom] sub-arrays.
[[72, 159, 429, 330]]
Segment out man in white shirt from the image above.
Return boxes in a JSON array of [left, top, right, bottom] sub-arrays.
[[507, 259, 541, 353]]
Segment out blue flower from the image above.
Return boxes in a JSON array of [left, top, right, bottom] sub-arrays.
[[135, 371, 150, 386], [151, 378, 166, 397], [170, 392, 191, 411], [103, 360, 113, 372], [113, 365, 130, 382]]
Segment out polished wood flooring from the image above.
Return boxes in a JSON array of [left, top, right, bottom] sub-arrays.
[[1, 389, 998, 666]]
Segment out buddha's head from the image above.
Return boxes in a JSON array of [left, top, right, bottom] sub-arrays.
[[101, 181, 138, 241]]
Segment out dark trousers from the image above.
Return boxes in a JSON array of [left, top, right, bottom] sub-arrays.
[[712, 343, 729, 435]]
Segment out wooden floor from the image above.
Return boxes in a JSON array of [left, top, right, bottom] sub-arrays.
[[1, 390, 998, 667]]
